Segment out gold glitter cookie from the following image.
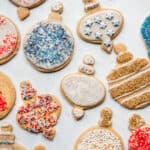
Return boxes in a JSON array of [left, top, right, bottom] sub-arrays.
[[107, 43, 150, 109], [0, 122, 25, 150], [74, 107, 124, 150], [61, 55, 106, 120]]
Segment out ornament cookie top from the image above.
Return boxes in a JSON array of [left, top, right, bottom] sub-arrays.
[[107, 43, 150, 109], [61, 55, 106, 120], [74, 107, 124, 150], [16, 81, 61, 140], [23, 1, 74, 72], [128, 114, 150, 150], [0, 122, 25, 150], [77, 0, 124, 53], [10, 0, 45, 20], [141, 14, 150, 58], [0, 15, 20, 64]]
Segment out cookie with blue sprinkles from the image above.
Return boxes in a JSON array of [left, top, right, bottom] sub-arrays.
[[23, 1, 74, 72]]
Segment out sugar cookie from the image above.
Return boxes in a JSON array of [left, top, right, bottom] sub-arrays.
[[23, 1, 74, 72], [77, 0, 124, 53], [128, 114, 150, 150], [16, 81, 61, 140], [33, 144, 46, 150], [107, 43, 150, 109], [141, 14, 150, 57], [74, 107, 124, 150], [0, 122, 25, 150], [0, 72, 16, 119], [10, 0, 45, 20], [0, 15, 20, 64], [61, 55, 106, 120]]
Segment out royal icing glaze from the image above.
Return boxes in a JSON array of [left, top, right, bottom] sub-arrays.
[[77, 0, 123, 53], [141, 15, 150, 57], [0, 92, 7, 112], [17, 81, 61, 140], [0, 15, 18, 60]]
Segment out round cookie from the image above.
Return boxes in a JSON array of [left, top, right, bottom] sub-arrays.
[[128, 114, 150, 150], [0, 15, 20, 64], [0, 72, 16, 119], [0, 122, 25, 150], [74, 108, 124, 150], [77, 0, 124, 53], [107, 43, 150, 109], [16, 81, 61, 140], [23, 1, 74, 72], [61, 55, 106, 120]]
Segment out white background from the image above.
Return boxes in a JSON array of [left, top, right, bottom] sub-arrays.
[[0, 0, 150, 149]]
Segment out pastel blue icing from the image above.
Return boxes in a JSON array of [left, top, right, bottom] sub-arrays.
[[141, 15, 150, 56], [24, 21, 74, 70]]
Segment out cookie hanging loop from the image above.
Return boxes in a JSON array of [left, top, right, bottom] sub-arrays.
[[128, 114, 145, 131], [99, 107, 112, 127], [83, 0, 100, 12], [113, 42, 127, 54], [49, 1, 64, 21]]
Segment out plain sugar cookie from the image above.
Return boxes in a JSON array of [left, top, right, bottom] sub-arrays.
[[74, 107, 124, 150], [0, 15, 20, 64], [16, 81, 61, 140], [107, 43, 150, 109], [0, 72, 16, 119], [77, 0, 124, 53], [23, 1, 74, 72], [61, 55, 106, 120]]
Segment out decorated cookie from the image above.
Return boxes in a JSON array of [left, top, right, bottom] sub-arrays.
[[74, 107, 124, 150], [128, 114, 150, 150], [23, 1, 74, 72], [61, 55, 106, 120], [0, 122, 25, 150], [16, 81, 61, 140], [141, 14, 150, 57], [107, 43, 150, 109], [0, 15, 20, 64], [10, 0, 45, 20], [0, 72, 16, 119], [77, 0, 124, 53]]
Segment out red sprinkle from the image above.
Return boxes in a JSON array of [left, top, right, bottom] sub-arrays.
[[129, 126, 150, 150], [0, 92, 7, 111]]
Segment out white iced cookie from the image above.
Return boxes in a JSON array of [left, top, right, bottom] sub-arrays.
[[61, 55, 106, 120], [72, 107, 85, 120], [74, 108, 124, 150]]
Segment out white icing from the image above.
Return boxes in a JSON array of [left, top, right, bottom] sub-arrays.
[[77, 128, 123, 150], [72, 107, 84, 119], [79, 64, 95, 75], [61, 74, 105, 107], [51, 1, 63, 13], [83, 55, 95, 65]]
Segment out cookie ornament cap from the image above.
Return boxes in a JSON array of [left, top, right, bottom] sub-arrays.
[[107, 43, 150, 109], [16, 81, 61, 140], [10, 0, 45, 20], [0, 15, 20, 64], [74, 107, 124, 150], [0, 122, 25, 150], [23, 1, 74, 72], [128, 114, 150, 150], [61, 55, 106, 120], [77, 0, 124, 53], [141, 15, 150, 58]]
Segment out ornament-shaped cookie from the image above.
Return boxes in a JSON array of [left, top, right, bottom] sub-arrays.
[[23, 1, 74, 72], [128, 114, 150, 150], [77, 0, 123, 53], [141, 14, 150, 57], [0, 72, 16, 119], [0, 15, 20, 64], [107, 43, 150, 109], [10, 0, 45, 20], [61, 55, 106, 120], [0, 122, 25, 150], [16, 81, 61, 140], [74, 107, 124, 150]]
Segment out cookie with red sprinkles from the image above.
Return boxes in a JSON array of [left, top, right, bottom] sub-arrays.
[[0, 15, 20, 64], [128, 114, 150, 150], [0, 71, 16, 119], [16, 81, 61, 140]]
